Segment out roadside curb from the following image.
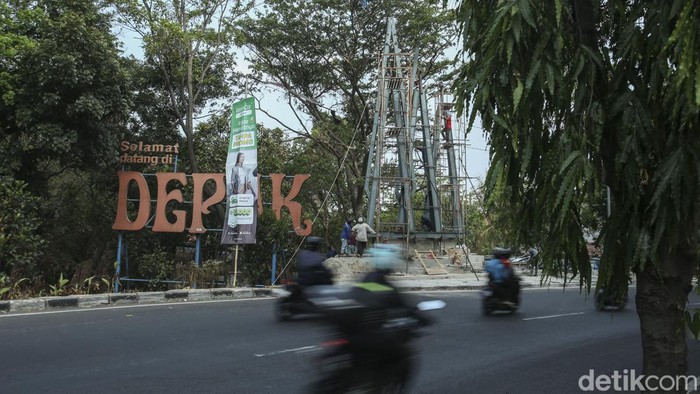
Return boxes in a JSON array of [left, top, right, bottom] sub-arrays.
[[0, 287, 273, 314]]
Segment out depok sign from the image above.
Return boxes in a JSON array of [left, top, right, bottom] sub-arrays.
[[112, 171, 312, 236], [111, 172, 313, 236]]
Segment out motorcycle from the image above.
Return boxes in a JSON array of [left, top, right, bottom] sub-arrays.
[[308, 298, 445, 393], [594, 286, 628, 311], [482, 277, 521, 315], [273, 282, 351, 321], [509, 254, 531, 267]]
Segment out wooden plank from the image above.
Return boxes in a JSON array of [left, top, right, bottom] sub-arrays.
[[424, 267, 448, 275], [427, 250, 447, 274], [414, 250, 430, 273], [414, 250, 447, 275]]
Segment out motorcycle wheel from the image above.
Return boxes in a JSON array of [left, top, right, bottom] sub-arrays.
[[510, 295, 521, 314], [482, 299, 492, 316], [309, 365, 370, 394], [275, 298, 293, 321], [595, 298, 605, 311]]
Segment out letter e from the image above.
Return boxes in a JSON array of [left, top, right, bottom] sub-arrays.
[[152, 173, 187, 232]]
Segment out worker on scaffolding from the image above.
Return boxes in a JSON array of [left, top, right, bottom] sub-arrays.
[[444, 109, 452, 131]]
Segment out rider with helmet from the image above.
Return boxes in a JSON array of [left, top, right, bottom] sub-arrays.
[[359, 242, 401, 289], [485, 247, 519, 306], [297, 236, 334, 287], [312, 243, 430, 392], [350, 243, 431, 338]]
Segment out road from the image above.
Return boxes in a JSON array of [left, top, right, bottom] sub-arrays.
[[1, 287, 699, 393]]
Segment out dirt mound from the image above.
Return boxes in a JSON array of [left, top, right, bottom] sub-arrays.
[[324, 256, 375, 281], [324, 254, 470, 282]]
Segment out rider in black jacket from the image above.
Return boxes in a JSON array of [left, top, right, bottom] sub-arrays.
[[297, 236, 334, 287]]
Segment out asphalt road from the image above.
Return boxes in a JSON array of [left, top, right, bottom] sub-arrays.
[[1, 287, 699, 393]]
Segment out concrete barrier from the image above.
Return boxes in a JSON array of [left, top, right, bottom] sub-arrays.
[[164, 290, 189, 302], [77, 294, 110, 308], [252, 288, 273, 297], [187, 289, 212, 302], [109, 293, 138, 305], [211, 289, 235, 299], [233, 288, 253, 299], [137, 292, 166, 304], [46, 296, 79, 309], [10, 298, 45, 313]]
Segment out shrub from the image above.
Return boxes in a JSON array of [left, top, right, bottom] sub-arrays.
[[0, 177, 44, 277]]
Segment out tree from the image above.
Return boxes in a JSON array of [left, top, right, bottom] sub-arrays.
[[0, 0, 130, 191], [454, 0, 699, 380], [111, 0, 253, 176], [0, 0, 132, 287], [239, 0, 456, 217]]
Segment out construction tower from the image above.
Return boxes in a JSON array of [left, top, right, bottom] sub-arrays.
[[364, 18, 466, 245]]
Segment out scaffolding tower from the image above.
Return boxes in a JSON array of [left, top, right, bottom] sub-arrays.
[[364, 18, 467, 243]]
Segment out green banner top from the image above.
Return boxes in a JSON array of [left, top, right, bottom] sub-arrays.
[[229, 97, 257, 152]]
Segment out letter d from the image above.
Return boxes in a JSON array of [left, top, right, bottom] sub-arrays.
[[578, 369, 595, 392], [112, 171, 150, 231]]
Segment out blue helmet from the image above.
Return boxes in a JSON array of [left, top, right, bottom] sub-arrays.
[[371, 243, 402, 271]]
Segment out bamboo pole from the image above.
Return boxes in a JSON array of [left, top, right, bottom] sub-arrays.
[[233, 244, 239, 287]]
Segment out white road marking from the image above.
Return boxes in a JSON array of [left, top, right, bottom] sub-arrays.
[[522, 312, 585, 321], [254, 345, 318, 357]]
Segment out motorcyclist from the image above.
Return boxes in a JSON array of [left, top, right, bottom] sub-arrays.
[[326, 243, 426, 391], [485, 247, 520, 306], [311, 243, 442, 392], [276, 237, 335, 321], [297, 236, 334, 287], [348, 243, 431, 346], [354, 243, 405, 306]]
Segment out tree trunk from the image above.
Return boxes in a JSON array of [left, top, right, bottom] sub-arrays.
[[636, 244, 695, 389]]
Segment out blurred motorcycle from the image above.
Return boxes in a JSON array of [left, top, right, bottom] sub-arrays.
[[482, 277, 521, 315], [308, 298, 445, 393], [594, 286, 628, 311], [273, 283, 350, 321]]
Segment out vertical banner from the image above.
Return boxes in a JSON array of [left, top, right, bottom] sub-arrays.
[[221, 97, 258, 244]]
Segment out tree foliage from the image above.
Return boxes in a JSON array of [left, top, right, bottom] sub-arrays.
[[41, 170, 119, 281], [0, 177, 44, 277], [0, 0, 130, 288], [111, 0, 253, 174], [455, 0, 699, 377], [1, 0, 130, 188]]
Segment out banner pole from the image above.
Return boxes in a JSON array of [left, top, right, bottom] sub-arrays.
[[233, 244, 239, 287], [271, 243, 277, 285]]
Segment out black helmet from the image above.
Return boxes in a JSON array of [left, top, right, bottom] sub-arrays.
[[306, 236, 323, 251], [492, 247, 512, 259]]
